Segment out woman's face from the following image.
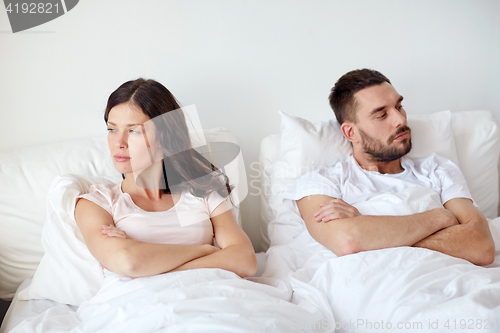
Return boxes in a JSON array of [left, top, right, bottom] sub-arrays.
[[107, 102, 163, 175]]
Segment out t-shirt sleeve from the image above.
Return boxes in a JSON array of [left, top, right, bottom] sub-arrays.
[[428, 154, 474, 205], [77, 184, 114, 216], [282, 164, 343, 216], [206, 190, 232, 217]]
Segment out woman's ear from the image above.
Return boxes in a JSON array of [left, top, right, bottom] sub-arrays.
[[341, 122, 358, 143]]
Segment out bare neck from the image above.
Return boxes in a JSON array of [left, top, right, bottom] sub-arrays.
[[122, 161, 165, 200], [352, 149, 404, 174]]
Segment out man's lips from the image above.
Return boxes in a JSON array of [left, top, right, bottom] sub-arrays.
[[394, 131, 410, 141], [114, 155, 131, 162]]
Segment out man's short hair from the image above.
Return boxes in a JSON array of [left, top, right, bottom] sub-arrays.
[[329, 69, 391, 124]]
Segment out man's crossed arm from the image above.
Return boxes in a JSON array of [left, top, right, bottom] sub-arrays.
[[296, 196, 495, 266]]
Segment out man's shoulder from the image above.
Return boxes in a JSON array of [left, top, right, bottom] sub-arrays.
[[404, 153, 452, 167], [403, 153, 460, 175]]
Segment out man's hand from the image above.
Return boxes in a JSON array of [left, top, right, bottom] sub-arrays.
[[314, 198, 361, 222], [413, 198, 495, 266], [297, 195, 453, 257], [429, 207, 459, 227]]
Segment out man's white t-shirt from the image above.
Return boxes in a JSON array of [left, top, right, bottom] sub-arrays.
[[283, 153, 473, 216]]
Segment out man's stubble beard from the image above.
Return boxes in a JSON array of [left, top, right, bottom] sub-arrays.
[[359, 126, 412, 162]]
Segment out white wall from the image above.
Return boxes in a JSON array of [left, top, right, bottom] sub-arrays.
[[1, 0, 499, 251]]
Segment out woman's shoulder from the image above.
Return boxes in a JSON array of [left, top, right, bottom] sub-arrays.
[[182, 188, 228, 200], [78, 182, 122, 214], [87, 183, 122, 197], [188, 190, 231, 215]]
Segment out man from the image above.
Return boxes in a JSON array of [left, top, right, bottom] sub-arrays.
[[286, 69, 495, 266]]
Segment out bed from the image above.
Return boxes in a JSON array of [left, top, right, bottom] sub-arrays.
[[259, 110, 500, 332], [1, 110, 500, 332], [0, 128, 329, 333]]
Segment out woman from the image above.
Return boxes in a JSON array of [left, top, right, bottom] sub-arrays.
[[74, 78, 257, 278]]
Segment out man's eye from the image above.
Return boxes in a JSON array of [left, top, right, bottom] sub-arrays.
[[107, 128, 115, 132], [397, 105, 404, 110], [377, 113, 387, 119], [129, 129, 141, 134]]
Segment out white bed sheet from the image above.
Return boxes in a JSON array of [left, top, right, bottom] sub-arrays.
[[1, 252, 276, 333], [262, 189, 500, 333], [266, 231, 500, 332], [1, 279, 77, 333]]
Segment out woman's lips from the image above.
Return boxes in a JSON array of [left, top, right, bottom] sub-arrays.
[[114, 155, 131, 162]]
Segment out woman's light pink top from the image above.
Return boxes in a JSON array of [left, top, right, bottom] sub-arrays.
[[79, 183, 229, 246]]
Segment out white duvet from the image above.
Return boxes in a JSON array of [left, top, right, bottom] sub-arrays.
[[11, 269, 331, 333], [263, 187, 500, 332]]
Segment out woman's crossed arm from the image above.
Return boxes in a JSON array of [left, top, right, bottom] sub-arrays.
[[75, 198, 218, 278], [168, 200, 257, 277]]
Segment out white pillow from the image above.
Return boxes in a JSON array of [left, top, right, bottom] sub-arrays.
[[0, 137, 120, 300], [17, 175, 120, 306], [452, 111, 500, 219], [407, 110, 459, 164], [267, 110, 459, 247]]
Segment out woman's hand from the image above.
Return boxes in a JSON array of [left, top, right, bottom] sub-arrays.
[[201, 243, 220, 255], [102, 224, 129, 239], [169, 204, 257, 277]]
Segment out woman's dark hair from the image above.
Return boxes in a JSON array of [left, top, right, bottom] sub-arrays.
[[105, 78, 232, 198], [329, 69, 391, 124]]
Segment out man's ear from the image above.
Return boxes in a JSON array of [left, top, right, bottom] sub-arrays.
[[341, 122, 358, 143]]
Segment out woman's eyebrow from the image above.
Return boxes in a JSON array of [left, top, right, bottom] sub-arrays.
[[106, 121, 142, 127]]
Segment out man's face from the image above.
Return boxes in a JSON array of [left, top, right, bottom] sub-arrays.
[[352, 82, 411, 162]]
